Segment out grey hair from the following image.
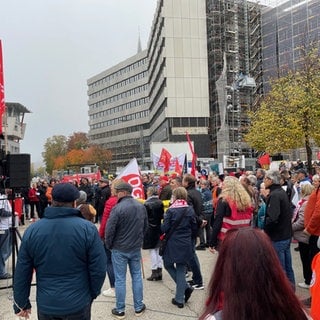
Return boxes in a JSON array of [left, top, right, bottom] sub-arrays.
[[265, 170, 281, 185]]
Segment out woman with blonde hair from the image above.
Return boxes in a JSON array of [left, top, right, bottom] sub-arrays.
[[208, 176, 253, 252]]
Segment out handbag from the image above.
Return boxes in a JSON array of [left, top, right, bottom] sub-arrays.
[[159, 210, 188, 256]]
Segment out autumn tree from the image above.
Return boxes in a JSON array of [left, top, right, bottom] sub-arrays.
[[83, 144, 112, 171], [245, 45, 320, 172], [42, 135, 68, 174], [67, 132, 89, 151], [43, 132, 112, 174]]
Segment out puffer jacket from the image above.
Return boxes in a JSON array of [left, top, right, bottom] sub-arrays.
[[13, 206, 107, 315]]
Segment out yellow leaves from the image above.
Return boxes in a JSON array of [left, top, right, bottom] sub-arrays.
[[245, 60, 320, 155]]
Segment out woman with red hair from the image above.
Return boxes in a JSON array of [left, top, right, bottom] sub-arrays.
[[199, 228, 310, 320]]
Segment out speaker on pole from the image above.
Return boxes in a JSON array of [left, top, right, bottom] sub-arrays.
[[6, 154, 31, 188]]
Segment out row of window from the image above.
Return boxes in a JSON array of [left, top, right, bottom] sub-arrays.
[[89, 84, 149, 107], [90, 123, 149, 140], [90, 110, 149, 130], [88, 58, 148, 89], [89, 97, 149, 119], [89, 71, 148, 98]]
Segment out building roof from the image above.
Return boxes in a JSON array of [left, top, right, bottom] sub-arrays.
[[5, 102, 31, 113]]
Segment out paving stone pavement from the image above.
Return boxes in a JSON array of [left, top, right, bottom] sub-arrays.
[[0, 222, 311, 320]]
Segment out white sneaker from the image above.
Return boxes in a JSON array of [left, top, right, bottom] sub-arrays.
[[102, 287, 115, 297], [298, 282, 310, 289]]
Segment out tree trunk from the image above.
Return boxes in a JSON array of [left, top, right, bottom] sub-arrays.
[[305, 135, 312, 174]]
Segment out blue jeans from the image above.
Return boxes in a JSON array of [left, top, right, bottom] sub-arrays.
[[164, 261, 188, 304], [189, 239, 203, 285], [112, 249, 144, 312], [37, 303, 91, 320], [104, 245, 115, 288], [0, 229, 12, 276], [272, 239, 295, 286]]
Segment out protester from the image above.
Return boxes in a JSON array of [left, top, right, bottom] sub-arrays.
[[292, 183, 314, 289], [256, 182, 269, 229], [99, 179, 124, 298], [161, 187, 197, 308], [199, 228, 310, 320], [37, 180, 48, 218], [208, 176, 253, 250], [0, 191, 13, 279], [141, 173, 153, 199], [264, 170, 295, 287], [302, 173, 320, 307], [78, 177, 94, 205], [182, 173, 206, 290], [310, 237, 320, 319], [159, 175, 172, 200], [143, 186, 164, 281], [45, 178, 56, 206], [94, 177, 111, 223], [76, 190, 97, 222], [169, 176, 182, 204], [304, 173, 320, 258], [105, 182, 148, 319], [13, 183, 107, 319], [255, 168, 265, 191], [28, 182, 40, 221], [197, 179, 213, 250]]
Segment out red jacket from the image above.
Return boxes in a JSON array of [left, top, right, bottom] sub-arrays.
[[28, 187, 40, 202], [311, 252, 320, 320], [304, 188, 320, 236], [99, 196, 118, 239]]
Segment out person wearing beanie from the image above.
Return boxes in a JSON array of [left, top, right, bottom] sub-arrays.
[[76, 190, 96, 222], [13, 183, 107, 319]]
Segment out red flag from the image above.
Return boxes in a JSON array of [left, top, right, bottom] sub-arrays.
[[186, 132, 197, 176], [258, 153, 270, 166], [0, 40, 6, 135], [158, 148, 172, 173], [117, 158, 145, 199], [174, 157, 182, 176]]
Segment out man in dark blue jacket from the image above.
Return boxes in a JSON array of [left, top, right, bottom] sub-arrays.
[[13, 183, 107, 320]]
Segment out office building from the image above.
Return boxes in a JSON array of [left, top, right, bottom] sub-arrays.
[[88, 0, 320, 171]]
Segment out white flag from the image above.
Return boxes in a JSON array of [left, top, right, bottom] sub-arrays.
[[117, 158, 145, 199]]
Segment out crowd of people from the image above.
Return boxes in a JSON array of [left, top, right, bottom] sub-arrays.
[[1, 163, 319, 319]]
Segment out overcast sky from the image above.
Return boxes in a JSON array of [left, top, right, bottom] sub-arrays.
[[0, 0, 157, 166]]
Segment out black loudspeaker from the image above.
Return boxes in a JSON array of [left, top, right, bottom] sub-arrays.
[[6, 154, 31, 188]]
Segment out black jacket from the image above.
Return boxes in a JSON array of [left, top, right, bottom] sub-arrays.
[[264, 184, 292, 241], [185, 185, 204, 228], [143, 196, 164, 249], [95, 185, 111, 217]]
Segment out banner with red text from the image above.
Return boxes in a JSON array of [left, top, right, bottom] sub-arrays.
[[117, 158, 144, 199]]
